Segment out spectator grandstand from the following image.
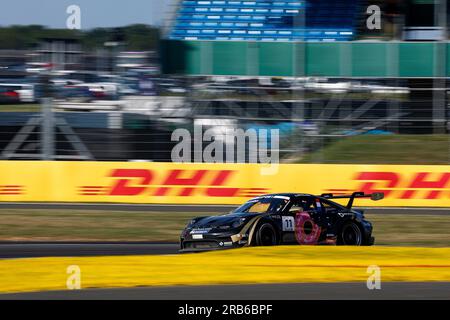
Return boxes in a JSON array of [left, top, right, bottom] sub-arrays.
[[169, 0, 360, 41]]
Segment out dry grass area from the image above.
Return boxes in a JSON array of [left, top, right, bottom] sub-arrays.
[[0, 104, 40, 112], [367, 214, 450, 247], [0, 209, 197, 242]]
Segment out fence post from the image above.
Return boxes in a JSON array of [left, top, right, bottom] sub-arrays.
[[41, 98, 55, 160]]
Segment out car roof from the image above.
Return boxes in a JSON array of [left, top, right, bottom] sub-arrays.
[[252, 193, 349, 209], [253, 193, 316, 199]]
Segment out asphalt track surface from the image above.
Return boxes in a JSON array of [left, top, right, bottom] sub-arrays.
[[1, 204, 450, 259], [0, 242, 180, 258], [1, 283, 449, 300]]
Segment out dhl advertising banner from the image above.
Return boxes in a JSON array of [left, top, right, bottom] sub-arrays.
[[1, 161, 450, 207]]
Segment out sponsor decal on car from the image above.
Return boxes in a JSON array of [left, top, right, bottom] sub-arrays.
[[338, 212, 354, 217], [190, 228, 212, 234], [282, 216, 295, 232]]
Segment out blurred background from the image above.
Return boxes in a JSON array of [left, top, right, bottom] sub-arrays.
[[1, 0, 450, 164]]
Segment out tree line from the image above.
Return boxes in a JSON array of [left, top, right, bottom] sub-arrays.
[[0, 24, 160, 51]]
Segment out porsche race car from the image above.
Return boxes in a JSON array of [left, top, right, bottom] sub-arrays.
[[180, 192, 383, 252]]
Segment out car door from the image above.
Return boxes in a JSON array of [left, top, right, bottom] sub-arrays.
[[280, 197, 322, 245], [279, 200, 301, 244]]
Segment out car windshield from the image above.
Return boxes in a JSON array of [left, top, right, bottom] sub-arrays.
[[233, 197, 289, 214]]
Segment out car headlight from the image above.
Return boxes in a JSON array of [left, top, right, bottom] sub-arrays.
[[186, 219, 197, 229], [232, 218, 247, 229]]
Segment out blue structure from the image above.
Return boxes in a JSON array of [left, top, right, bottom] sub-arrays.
[[169, 0, 360, 42]]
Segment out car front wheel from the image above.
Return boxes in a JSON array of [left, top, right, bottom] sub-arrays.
[[255, 223, 277, 246]]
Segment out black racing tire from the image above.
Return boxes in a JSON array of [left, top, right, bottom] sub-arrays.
[[337, 221, 363, 246], [255, 223, 277, 246]]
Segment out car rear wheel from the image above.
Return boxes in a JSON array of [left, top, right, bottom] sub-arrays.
[[338, 222, 363, 246], [255, 223, 277, 246]]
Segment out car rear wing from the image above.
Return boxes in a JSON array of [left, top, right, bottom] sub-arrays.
[[319, 192, 385, 209]]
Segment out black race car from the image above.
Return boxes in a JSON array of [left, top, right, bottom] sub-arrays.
[[180, 192, 383, 252]]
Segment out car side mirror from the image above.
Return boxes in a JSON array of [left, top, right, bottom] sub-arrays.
[[371, 193, 384, 201]]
